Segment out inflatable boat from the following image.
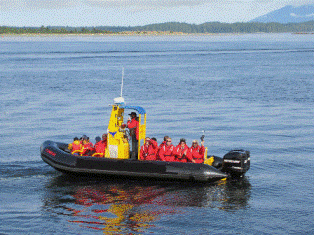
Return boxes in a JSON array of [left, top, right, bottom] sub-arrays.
[[41, 97, 250, 182]]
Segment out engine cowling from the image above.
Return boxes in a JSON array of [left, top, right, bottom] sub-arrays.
[[222, 150, 250, 177]]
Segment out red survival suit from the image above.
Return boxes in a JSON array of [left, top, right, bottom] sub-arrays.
[[71, 140, 82, 154], [158, 144, 176, 162], [189, 145, 205, 163], [94, 140, 107, 157], [140, 139, 158, 161], [157, 141, 166, 157], [81, 141, 94, 156], [175, 144, 194, 163]]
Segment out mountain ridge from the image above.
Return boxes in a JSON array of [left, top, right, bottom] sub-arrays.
[[250, 5, 314, 23]]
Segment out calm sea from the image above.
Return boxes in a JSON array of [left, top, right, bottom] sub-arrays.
[[0, 33, 313, 234]]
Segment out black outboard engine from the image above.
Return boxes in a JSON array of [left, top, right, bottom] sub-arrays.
[[222, 150, 250, 177]]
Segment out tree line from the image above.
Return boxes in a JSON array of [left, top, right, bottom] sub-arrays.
[[0, 26, 114, 34], [1, 21, 314, 34], [131, 21, 314, 33]]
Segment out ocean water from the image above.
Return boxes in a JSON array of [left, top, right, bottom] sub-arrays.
[[0, 33, 314, 234]]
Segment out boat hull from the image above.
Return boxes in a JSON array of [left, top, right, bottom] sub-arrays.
[[41, 140, 228, 182]]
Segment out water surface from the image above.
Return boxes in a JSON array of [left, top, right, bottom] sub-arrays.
[[1, 33, 314, 234]]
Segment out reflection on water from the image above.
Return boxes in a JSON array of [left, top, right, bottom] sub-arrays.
[[42, 175, 251, 233]]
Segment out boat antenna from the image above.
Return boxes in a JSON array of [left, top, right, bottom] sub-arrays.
[[114, 67, 125, 105], [120, 67, 124, 98]]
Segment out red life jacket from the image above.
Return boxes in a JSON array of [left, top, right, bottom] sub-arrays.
[[81, 142, 94, 156], [127, 118, 139, 140], [140, 139, 158, 161], [94, 140, 107, 154], [71, 140, 82, 154], [175, 144, 193, 163], [159, 141, 166, 149], [158, 145, 176, 162], [189, 145, 205, 163], [157, 141, 166, 156]]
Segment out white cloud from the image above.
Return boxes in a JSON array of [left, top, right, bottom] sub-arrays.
[[1, 0, 314, 11], [86, 0, 211, 12], [0, 0, 212, 11], [87, 0, 207, 7], [291, 12, 314, 17], [0, 0, 78, 10]]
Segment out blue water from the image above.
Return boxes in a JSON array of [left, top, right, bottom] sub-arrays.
[[1, 33, 314, 234]]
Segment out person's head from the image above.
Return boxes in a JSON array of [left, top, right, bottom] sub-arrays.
[[129, 112, 137, 119], [151, 137, 157, 142], [192, 140, 199, 147], [163, 136, 169, 142], [102, 133, 107, 141], [179, 138, 186, 147], [74, 137, 78, 141], [95, 136, 101, 143], [145, 137, 150, 145], [166, 138, 172, 146], [82, 135, 88, 143]]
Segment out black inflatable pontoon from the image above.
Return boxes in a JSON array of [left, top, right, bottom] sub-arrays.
[[40, 140, 250, 182]]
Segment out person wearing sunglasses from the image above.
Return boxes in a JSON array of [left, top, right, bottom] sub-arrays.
[[158, 138, 176, 162]]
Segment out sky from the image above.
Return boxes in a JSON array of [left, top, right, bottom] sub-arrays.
[[1, 0, 314, 27]]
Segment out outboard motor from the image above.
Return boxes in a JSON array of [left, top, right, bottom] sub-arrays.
[[222, 150, 250, 177]]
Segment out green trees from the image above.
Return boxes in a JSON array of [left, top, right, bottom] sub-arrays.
[[1, 21, 313, 34], [0, 26, 113, 34], [131, 21, 314, 33]]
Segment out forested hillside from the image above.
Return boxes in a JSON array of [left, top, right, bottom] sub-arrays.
[[1, 21, 314, 34]]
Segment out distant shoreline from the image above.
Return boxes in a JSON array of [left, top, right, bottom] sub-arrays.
[[2, 21, 314, 35], [1, 31, 313, 37], [0, 31, 220, 37]]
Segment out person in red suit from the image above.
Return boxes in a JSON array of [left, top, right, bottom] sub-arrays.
[[189, 140, 205, 163], [127, 112, 139, 159], [140, 137, 158, 161], [81, 136, 94, 156], [93, 134, 107, 157], [175, 138, 195, 163], [70, 137, 82, 155], [158, 138, 176, 162], [157, 135, 169, 156]]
